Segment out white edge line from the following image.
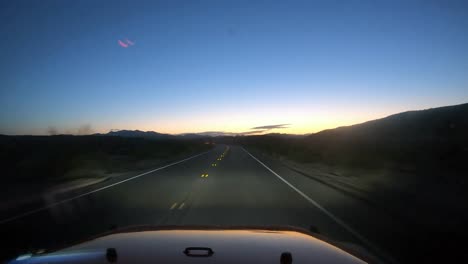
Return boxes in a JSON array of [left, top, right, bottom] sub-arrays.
[[0, 150, 211, 225], [241, 147, 397, 264]]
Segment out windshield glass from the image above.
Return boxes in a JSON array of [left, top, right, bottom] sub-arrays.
[[1, 1, 467, 263]]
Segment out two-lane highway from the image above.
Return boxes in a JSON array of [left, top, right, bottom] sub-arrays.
[[1, 145, 385, 261]]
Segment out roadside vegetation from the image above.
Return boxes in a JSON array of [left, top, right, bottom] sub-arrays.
[[0, 135, 212, 186]]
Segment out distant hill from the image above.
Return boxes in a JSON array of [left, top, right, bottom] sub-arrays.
[[100, 130, 175, 140], [82, 103, 468, 145], [308, 103, 468, 143], [240, 103, 468, 170], [99, 130, 241, 139]]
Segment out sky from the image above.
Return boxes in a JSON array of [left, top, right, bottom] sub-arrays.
[[1, 0, 468, 135]]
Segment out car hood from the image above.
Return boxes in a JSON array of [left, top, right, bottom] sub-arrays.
[[8, 226, 373, 264]]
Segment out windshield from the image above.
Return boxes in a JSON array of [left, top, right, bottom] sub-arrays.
[[1, 1, 467, 263]]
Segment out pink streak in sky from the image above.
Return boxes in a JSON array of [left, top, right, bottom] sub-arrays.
[[118, 40, 128, 48]]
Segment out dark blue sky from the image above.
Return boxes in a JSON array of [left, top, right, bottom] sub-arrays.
[[1, 0, 468, 135]]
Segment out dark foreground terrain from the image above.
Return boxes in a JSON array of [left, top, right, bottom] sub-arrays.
[[2, 143, 466, 263], [0, 135, 213, 184], [1, 103, 467, 263], [1, 145, 389, 263], [0, 135, 213, 211]]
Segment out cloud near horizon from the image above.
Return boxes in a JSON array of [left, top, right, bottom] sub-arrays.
[[192, 124, 291, 137], [251, 124, 290, 130]]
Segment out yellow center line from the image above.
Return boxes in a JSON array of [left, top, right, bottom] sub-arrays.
[[170, 203, 177, 210], [178, 203, 185, 210]]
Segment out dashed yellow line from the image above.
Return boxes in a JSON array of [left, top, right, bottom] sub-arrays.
[[178, 203, 185, 210], [170, 203, 178, 210]]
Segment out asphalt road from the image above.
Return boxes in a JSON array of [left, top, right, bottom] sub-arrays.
[[2, 145, 400, 262]]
